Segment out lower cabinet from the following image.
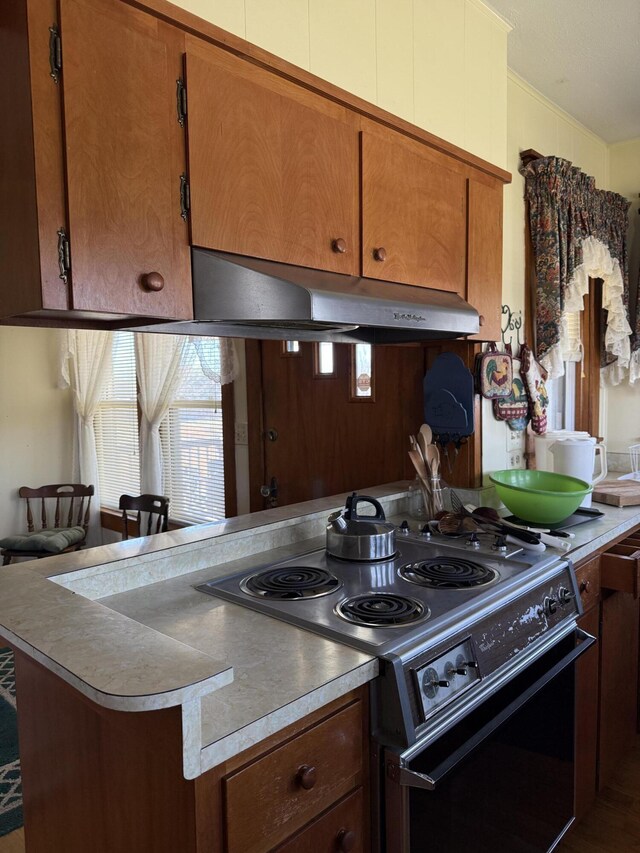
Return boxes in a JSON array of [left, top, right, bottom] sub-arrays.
[[223, 699, 367, 852], [14, 648, 370, 853], [598, 533, 640, 790]]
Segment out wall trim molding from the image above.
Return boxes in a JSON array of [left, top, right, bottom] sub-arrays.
[[467, 0, 513, 33]]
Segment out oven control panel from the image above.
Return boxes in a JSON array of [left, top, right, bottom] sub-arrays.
[[414, 638, 480, 720]]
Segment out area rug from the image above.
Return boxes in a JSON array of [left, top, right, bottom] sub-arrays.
[[0, 648, 22, 836]]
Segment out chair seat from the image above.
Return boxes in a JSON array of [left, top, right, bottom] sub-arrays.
[[0, 526, 86, 554]]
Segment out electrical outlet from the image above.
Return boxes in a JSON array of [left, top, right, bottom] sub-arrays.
[[506, 428, 525, 452], [234, 422, 248, 445], [507, 451, 524, 469]]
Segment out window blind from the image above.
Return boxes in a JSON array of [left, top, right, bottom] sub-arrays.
[[160, 338, 226, 523], [563, 311, 583, 362], [94, 331, 141, 509]]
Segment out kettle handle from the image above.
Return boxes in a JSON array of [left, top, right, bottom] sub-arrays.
[[345, 493, 386, 522]]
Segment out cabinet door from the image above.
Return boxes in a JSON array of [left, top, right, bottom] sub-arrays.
[[185, 44, 359, 275], [59, 0, 192, 318], [467, 178, 503, 341], [361, 131, 466, 291], [598, 589, 639, 790]]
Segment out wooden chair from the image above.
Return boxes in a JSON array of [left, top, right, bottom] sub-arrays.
[[1, 484, 94, 566], [119, 494, 169, 540]]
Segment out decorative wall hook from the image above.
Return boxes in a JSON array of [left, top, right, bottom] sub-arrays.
[[501, 304, 523, 350]]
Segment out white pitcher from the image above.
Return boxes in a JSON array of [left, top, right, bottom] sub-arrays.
[[548, 438, 607, 508]]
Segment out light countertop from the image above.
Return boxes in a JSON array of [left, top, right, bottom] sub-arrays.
[[0, 481, 639, 778]]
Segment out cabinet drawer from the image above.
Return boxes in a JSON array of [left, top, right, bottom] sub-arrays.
[[224, 701, 364, 853], [275, 788, 365, 853], [601, 546, 640, 597], [575, 558, 600, 611]]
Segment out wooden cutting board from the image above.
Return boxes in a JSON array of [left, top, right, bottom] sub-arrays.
[[592, 480, 640, 506]]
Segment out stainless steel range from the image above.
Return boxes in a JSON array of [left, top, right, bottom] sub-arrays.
[[197, 502, 595, 853]]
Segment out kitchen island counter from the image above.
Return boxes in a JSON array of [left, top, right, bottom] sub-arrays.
[[1, 483, 640, 781]]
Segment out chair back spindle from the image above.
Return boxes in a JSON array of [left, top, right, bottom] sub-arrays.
[[118, 494, 169, 541]]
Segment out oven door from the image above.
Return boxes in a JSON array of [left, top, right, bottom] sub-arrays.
[[384, 628, 596, 853]]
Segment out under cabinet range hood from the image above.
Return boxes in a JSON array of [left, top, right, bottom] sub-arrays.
[[176, 249, 479, 343]]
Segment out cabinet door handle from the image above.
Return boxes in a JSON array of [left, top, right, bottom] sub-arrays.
[[141, 272, 165, 292], [478, 315, 486, 326], [372, 247, 387, 262], [337, 828, 356, 851], [580, 580, 591, 593], [332, 238, 347, 254], [295, 764, 317, 790]]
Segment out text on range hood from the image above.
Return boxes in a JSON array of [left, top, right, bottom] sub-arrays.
[[184, 249, 480, 343]]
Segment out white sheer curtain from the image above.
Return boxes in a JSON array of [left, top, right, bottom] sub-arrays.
[[59, 329, 113, 545], [135, 334, 191, 494]]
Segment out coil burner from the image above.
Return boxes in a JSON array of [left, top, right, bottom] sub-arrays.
[[398, 557, 498, 589], [241, 567, 342, 600], [335, 593, 428, 627]]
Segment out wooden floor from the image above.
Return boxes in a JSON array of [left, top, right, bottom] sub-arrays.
[[558, 736, 640, 853], [1, 741, 638, 853]]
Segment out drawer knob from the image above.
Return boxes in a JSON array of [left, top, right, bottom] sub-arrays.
[[296, 764, 317, 790], [580, 580, 591, 593], [141, 272, 165, 292], [332, 238, 347, 254], [337, 828, 356, 852], [372, 246, 387, 262]]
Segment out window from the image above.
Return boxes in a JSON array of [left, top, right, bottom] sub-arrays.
[[95, 333, 226, 524], [350, 343, 374, 400], [95, 331, 141, 509], [160, 338, 225, 524]]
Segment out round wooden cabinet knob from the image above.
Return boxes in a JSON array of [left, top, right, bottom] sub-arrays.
[[337, 829, 356, 852], [479, 315, 486, 326], [296, 764, 317, 790], [372, 247, 387, 262], [141, 272, 165, 292], [580, 580, 591, 593], [332, 238, 347, 254]]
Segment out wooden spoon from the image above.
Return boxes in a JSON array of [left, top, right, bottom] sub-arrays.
[[417, 424, 433, 461]]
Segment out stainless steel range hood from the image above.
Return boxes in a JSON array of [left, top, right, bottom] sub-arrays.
[[138, 249, 480, 342]]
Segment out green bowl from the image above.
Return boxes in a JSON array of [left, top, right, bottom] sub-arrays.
[[489, 469, 592, 524]]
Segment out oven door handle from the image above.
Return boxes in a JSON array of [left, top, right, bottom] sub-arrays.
[[397, 628, 596, 792]]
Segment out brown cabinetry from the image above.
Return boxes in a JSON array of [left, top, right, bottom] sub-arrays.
[[361, 131, 467, 293], [1, 0, 193, 325], [185, 40, 359, 276], [467, 178, 504, 342], [598, 533, 640, 790], [15, 646, 369, 853]]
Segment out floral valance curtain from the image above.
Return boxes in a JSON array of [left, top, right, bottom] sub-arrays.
[[522, 156, 632, 384]]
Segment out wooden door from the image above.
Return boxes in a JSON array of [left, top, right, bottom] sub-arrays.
[[253, 342, 424, 509], [185, 42, 359, 275], [361, 131, 467, 292], [59, 0, 192, 318], [467, 178, 503, 341]]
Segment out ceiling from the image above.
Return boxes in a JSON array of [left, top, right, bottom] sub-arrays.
[[486, 0, 640, 143]]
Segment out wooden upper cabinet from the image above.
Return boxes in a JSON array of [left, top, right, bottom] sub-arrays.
[[361, 131, 467, 292], [184, 41, 359, 275], [58, 0, 192, 318], [467, 178, 504, 341]]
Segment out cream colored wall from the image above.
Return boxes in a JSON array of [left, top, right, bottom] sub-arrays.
[[601, 138, 640, 459], [174, 0, 509, 168], [0, 327, 75, 539], [482, 72, 610, 477]]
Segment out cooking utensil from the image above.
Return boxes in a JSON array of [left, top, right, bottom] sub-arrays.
[[489, 470, 592, 524], [450, 491, 544, 548], [326, 493, 396, 561], [417, 424, 432, 461]]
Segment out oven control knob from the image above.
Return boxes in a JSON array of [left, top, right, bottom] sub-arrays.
[[399, 520, 410, 534], [420, 524, 432, 540], [492, 535, 507, 553], [464, 661, 479, 669], [559, 586, 576, 606], [543, 596, 558, 616], [422, 667, 450, 698], [467, 533, 481, 549], [446, 662, 468, 677]]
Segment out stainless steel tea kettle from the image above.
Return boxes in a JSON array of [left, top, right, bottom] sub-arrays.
[[326, 493, 396, 561]]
